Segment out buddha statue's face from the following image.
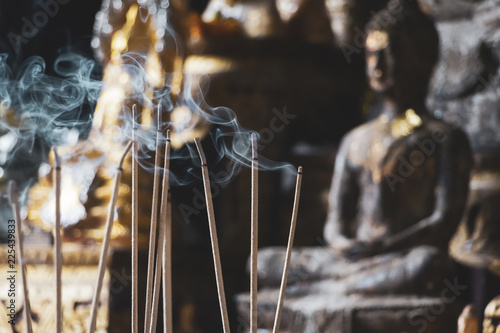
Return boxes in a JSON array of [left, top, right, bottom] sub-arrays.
[[366, 30, 394, 94], [365, 25, 438, 107]]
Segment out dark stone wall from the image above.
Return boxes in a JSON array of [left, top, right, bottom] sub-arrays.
[[424, 0, 500, 166]]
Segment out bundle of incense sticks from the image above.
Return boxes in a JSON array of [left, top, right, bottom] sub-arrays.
[[19, 119, 302, 333], [89, 104, 175, 333], [193, 136, 303, 333], [148, 128, 172, 333]]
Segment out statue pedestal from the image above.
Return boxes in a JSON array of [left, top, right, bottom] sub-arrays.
[[236, 280, 462, 333]]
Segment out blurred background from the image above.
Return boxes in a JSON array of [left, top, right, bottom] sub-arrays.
[[0, 0, 499, 332]]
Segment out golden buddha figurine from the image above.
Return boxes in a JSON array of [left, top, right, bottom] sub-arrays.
[[27, 0, 207, 245]]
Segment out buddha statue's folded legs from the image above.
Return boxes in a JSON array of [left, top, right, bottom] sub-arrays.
[[257, 245, 453, 295]]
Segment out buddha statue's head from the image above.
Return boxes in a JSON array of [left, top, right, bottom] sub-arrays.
[[365, 0, 439, 107]]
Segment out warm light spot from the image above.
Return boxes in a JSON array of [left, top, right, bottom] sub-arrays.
[[171, 57, 185, 97], [171, 106, 194, 129], [0, 132, 18, 165], [119, 184, 131, 194], [111, 32, 128, 53], [145, 49, 163, 87], [276, 0, 300, 21], [38, 163, 52, 177], [111, 221, 128, 238], [170, 106, 210, 149], [391, 109, 423, 138], [85, 221, 128, 240], [366, 30, 389, 52], [93, 86, 127, 130], [184, 56, 235, 74], [125, 5, 139, 26], [41, 174, 87, 227], [118, 72, 130, 85], [243, 5, 273, 38], [405, 109, 422, 127]]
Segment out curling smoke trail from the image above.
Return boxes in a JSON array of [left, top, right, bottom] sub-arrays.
[[0, 0, 296, 231], [0, 54, 294, 184]]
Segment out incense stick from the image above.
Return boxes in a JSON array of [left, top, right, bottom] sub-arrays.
[[131, 105, 139, 333], [148, 225, 163, 333], [8, 181, 33, 333], [162, 131, 173, 333], [149, 130, 171, 333], [144, 106, 163, 332], [88, 141, 133, 333], [53, 148, 63, 333], [162, 189, 173, 333], [272, 167, 303, 333], [250, 133, 259, 333], [194, 137, 231, 333]]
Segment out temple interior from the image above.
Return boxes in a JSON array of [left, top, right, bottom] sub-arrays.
[[1, 0, 500, 332]]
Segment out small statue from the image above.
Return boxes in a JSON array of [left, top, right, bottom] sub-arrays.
[[258, 0, 473, 295]]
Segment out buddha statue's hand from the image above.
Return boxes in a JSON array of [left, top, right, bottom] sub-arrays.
[[342, 239, 385, 262]]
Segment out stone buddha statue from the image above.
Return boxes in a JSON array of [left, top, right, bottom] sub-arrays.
[[257, 0, 473, 296]]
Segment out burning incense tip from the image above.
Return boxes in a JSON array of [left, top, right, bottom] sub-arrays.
[[8, 181, 17, 205], [119, 141, 134, 168], [53, 147, 61, 168], [251, 133, 258, 160], [194, 137, 207, 166], [157, 105, 162, 129], [298, 166, 303, 174], [166, 129, 171, 141], [132, 104, 139, 130]]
